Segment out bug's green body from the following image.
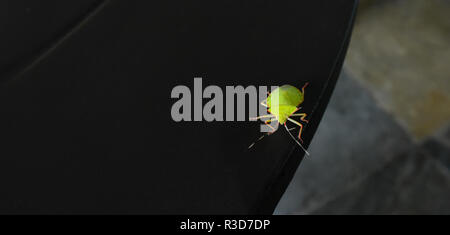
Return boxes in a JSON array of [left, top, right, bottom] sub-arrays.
[[266, 85, 304, 124], [249, 83, 310, 154]]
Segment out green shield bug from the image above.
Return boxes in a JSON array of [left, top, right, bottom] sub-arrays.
[[249, 83, 310, 156]]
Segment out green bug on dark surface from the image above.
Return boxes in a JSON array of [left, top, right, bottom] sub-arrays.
[[250, 83, 310, 155]]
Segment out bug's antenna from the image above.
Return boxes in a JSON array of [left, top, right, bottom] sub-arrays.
[[248, 135, 266, 149], [284, 124, 310, 156]]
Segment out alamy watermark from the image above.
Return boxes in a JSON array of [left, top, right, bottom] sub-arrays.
[[170, 77, 279, 132]]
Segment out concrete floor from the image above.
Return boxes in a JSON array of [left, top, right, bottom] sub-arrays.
[[274, 0, 450, 214], [275, 72, 450, 214]]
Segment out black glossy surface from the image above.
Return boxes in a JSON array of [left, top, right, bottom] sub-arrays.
[[0, 0, 357, 214], [0, 0, 101, 79]]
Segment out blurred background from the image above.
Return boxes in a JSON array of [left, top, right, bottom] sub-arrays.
[[275, 0, 450, 214]]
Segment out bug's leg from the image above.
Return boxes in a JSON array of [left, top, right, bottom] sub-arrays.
[[260, 100, 268, 107], [264, 119, 277, 134], [287, 117, 305, 143], [291, 112, 309, 123], [261, 91, 271, 106], [290, 107, 309, 123], [249, 114, 273, 121]]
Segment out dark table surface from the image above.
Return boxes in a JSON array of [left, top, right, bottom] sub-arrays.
[[0, 0, 357, 214]]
